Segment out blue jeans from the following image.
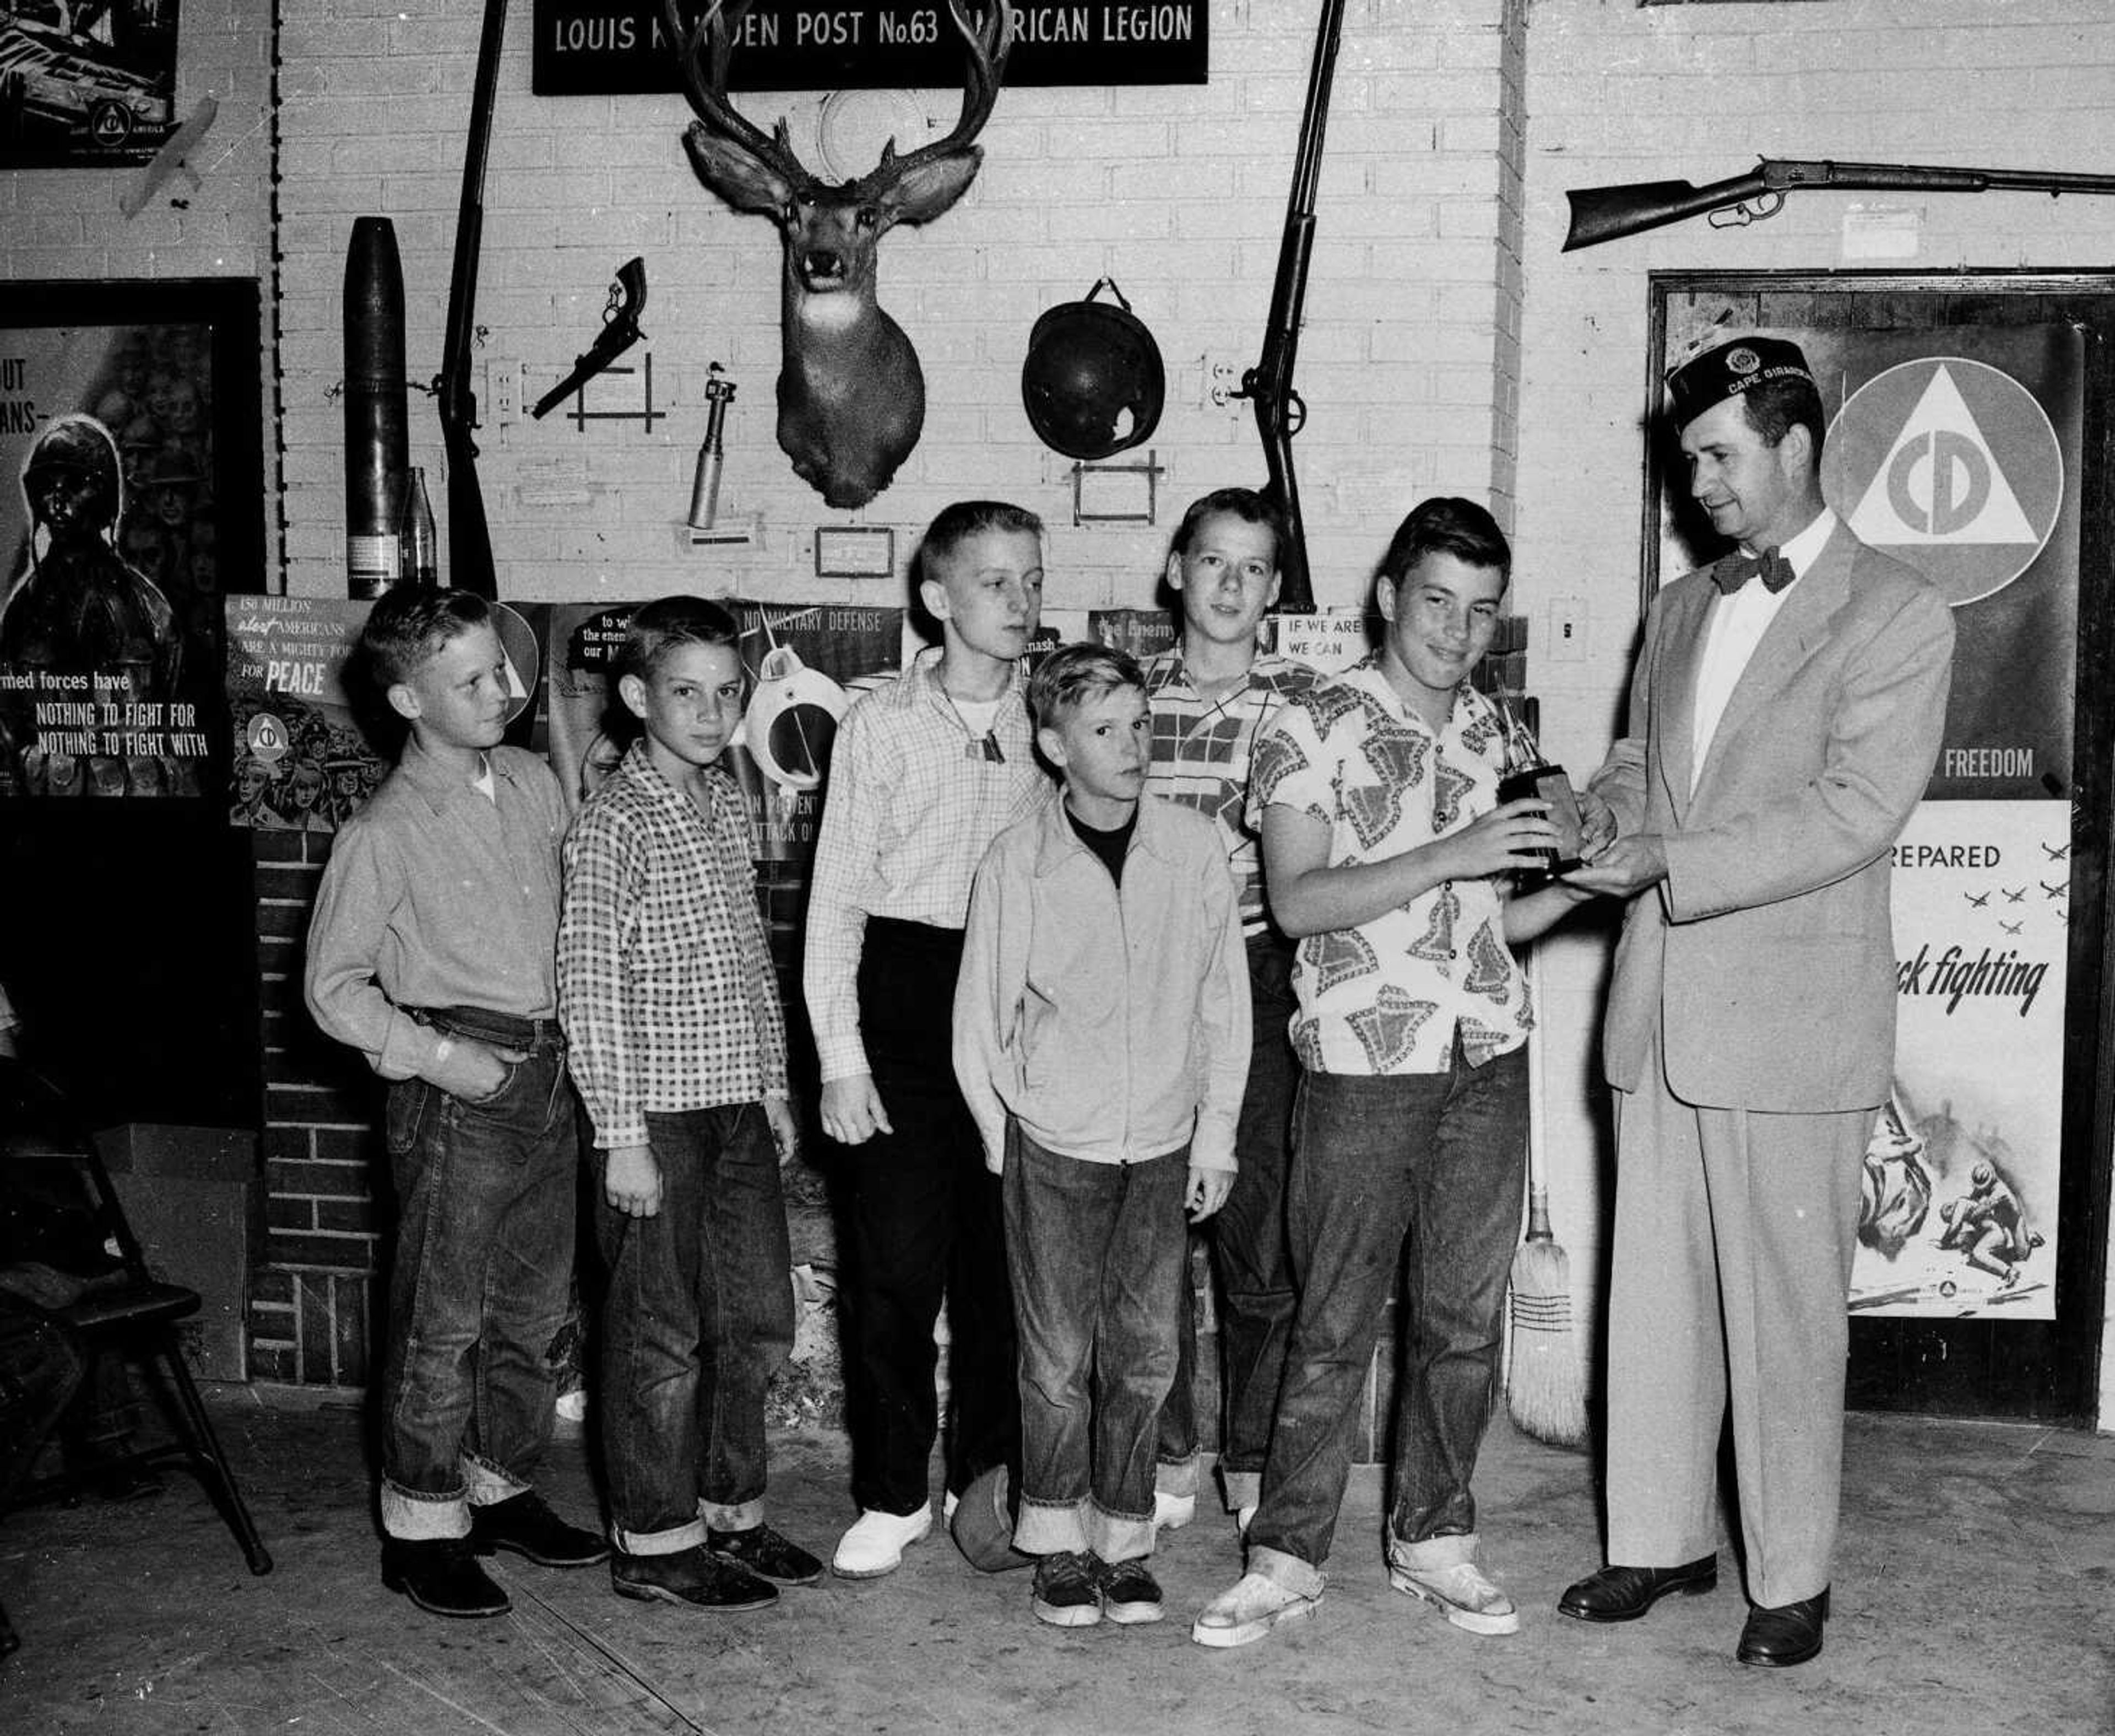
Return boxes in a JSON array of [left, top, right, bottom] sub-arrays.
[[378, 1007, 578, 1541], [1160, 931, 1300, 1505], [1004, 1127, 1188, 1565], [1247, 1043, 1527, 1594], [595, 1102, 794, 1554]]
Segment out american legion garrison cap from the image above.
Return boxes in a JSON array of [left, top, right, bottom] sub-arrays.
[[1665, 334, 1815, 427]]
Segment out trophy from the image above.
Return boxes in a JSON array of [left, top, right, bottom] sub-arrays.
[[1495, 701, 1585, 880]]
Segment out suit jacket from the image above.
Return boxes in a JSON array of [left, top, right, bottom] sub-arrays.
[[1591, 523, 1955, 1113]]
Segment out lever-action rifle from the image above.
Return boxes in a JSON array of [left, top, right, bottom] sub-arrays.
[[433, 0, 507, 599], [1565, 156, 2115, 251], [532, 259, 649, 419], [1233, 0, 1347, 615]]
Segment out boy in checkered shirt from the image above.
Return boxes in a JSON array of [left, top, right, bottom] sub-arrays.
[[1141, 486, 1316, 1534], [558, 596, 822, 1613]]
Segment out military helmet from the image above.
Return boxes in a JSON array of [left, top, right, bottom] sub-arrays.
[[1020, 279, 1165, 462]]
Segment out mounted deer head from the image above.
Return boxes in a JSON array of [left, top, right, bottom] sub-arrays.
[[665, 0, 1013, 509]]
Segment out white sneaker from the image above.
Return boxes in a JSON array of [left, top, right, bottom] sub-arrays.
[[1387, 1536, 1519, 1636], [1153, 1490, 1195, 1531], [1190, 1571, 1321, 1648], [831, 1506, 933, 1580]]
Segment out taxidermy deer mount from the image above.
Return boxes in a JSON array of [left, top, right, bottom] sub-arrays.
[[664, 0, 1013, 509]]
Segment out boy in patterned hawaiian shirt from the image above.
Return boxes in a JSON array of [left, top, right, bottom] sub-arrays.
[[1193, 498, 1593, 1650]]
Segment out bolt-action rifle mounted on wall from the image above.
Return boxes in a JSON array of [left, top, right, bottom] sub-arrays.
[[1234, 0, 1348, 615], [1565, 156, 2115, 251]]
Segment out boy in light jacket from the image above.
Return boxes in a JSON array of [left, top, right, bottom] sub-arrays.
[[953, 643, 1250, 1629]]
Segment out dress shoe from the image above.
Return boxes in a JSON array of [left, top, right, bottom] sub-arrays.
[[469, 1491, 610, 1568], [1737, 1588, 1829, 1667], [708, 1522, 823, 1586], [381, 1538, 511, 1619], [612, 1544, 777, 1612], [1558, 1555, 1718, 1623]]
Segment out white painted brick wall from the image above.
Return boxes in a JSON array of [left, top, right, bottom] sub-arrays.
[[258, 0, 1522, 611]]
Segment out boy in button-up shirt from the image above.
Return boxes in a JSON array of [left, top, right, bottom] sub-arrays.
[[306, 589, 605, 1621], [558, 596, 821, 1613], [1194, 498, 1591, 1650], [801, 501, 1051, 1580]]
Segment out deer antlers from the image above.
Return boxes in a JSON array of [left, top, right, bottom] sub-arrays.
[[664, 0, 1013, 192], [661, 0, 1015, 507]]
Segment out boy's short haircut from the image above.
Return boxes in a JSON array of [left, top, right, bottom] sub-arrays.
[[1169, 486, 1287, 568], [919, 500, 1045, 585], [614, 595, 742, 687], [1378, 497, 1512, 591], [1029, 641, 1145, 733], [361, 588, 491, 688]]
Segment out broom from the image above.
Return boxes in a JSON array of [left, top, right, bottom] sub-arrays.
[[1506, 946, 1589, 1449]]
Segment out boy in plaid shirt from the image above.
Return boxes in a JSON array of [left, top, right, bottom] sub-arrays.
[[1142, 486, 1315, 1533], [558, 596, 821, 1612]]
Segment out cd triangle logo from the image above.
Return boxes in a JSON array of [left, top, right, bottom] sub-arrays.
[[1827, 356, 2063, 607], [1846, 365, 2038, 547]]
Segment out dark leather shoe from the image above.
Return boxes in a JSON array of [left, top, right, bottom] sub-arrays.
[[1737, 1588, 1829, 1667], [382, 1538, 511, 1618], [470, 1491, 610, 1568], [612, 1544, 777, 1612], [1558, 1555, 1718, 1623], [708, 1523, 823, 1586]]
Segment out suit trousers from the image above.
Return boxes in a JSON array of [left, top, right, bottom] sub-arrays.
[[843, 919, 1019, 1516], [1605, 1037, 1869, 1608]]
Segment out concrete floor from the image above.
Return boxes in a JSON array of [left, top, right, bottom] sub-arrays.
[[3, 1396, 2111, 1736]]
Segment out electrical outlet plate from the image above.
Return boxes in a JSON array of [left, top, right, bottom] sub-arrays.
[[1202, 354, 1245, 411], [486, 353, 520, 427]]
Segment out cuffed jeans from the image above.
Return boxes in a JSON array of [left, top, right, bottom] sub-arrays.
[[1247, 1042, 1526, 1594], [844, 919, 1019, 1515], [1159, 931, 1300, 1507], [595, 1102, 794, 1555], [378, 1007, 578, 1542], [1005, 1127, 1188, 1564]]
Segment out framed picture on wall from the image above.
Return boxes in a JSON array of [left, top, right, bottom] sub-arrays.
[[0, 1, 183, 168], [0, 275, 263, 1126], [0, 275, 260, 799]]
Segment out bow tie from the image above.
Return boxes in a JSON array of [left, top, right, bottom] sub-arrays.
[[1713, 549, 1796, 595]]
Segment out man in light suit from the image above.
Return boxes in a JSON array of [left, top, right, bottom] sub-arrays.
[[1558, 335, 1954, 1667]]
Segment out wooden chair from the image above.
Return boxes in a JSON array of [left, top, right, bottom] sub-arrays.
[[0, 1057, 272, 1575]]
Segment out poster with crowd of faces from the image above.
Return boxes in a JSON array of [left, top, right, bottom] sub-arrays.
[[0, 279, 257, 800]]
